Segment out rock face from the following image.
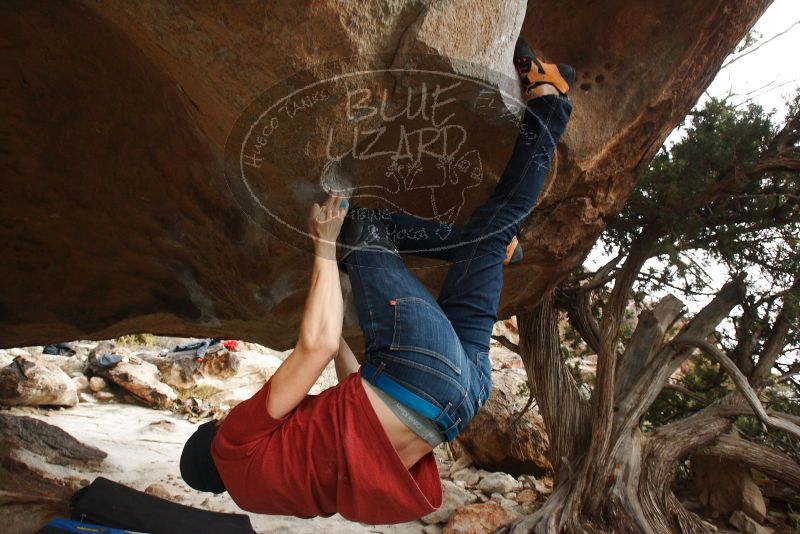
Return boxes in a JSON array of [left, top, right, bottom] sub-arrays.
[[422, 480, 478, 525], [145, 348, 240, 390], [87, 342, 177, 408], [0, 414, 106, 533], [0, 1, 770, 348], [0, 355, 78, 407], [456, 368, 551, 476], [443, 502, 520, 534]]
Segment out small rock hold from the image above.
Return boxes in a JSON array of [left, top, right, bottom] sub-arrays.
[[94, 390, 115, 401], [515, 488, 538, 505], [443, 502, 520, 534], [478, 472, 519, 495], [421, 480, 477, 525], [450, 455, 473, 473], [476, 469, 492, 480], [79, 392, 98, 404], [88, 376, 108, 392], [729, 510, 770, 534], [145, 483, 173, 500], [451, 468, 480, 487], [72, 375, 89, 392]]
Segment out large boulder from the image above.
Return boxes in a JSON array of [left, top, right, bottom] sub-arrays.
[[87, 342, 176, 408], [455, 368, 551, 476], [139, 348, 282, 408], [0, 354, 78, 407], [0, 1, 770, 348], [0, 414, 106, 533], [143, 347, 240, 390]]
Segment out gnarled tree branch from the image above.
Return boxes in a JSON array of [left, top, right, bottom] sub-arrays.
[[697, 430, 800, 490], [670, 338, 800, 441]]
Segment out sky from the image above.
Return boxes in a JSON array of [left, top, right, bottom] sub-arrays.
[[703, 0, 800, 117], [585, 0, 800, 315]]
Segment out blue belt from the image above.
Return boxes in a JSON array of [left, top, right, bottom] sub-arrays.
[[361, 361, 461, 442]]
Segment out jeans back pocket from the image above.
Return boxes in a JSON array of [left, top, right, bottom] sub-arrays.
[[390, 296, 462, 375]]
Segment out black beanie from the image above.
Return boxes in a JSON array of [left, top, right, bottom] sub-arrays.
[[180, 420, 226, 494]]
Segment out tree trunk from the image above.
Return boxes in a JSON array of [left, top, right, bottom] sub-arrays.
[[505, 289, 743, 533]]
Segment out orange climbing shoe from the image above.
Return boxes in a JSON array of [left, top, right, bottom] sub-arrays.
[[503, 236, 523, 266], [513, 37, 575, 97]]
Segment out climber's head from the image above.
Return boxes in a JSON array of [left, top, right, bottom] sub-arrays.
[[180, 419, 226, 494]]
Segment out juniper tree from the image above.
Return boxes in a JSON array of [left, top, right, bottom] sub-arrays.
[[500, 93, 800, 533]]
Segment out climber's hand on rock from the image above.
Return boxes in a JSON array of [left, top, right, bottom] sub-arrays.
[[309, 193, 346, 255]]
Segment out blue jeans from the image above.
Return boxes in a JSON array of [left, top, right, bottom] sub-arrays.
[[344, 95, 572, 441]]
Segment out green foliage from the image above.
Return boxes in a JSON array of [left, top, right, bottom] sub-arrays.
[[604, 93, 799, 298], [114, 333, 155, 347], [644, 355, 730, 431], [735, 383, 800, 462], [577, 92, 800, 458], [734, 29, 762, 55]]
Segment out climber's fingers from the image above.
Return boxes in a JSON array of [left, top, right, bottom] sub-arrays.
[[323, 193, 348, 218]]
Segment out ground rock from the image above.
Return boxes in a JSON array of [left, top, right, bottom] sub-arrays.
[[443, 502, 520, 534], [451, 468, 479, 487], [0, 413, 106, 533], [79, 392, 98, 404], [72, 375, 89, 392], [729, 510, 771, 534], [515, 488, 538, 505], [145, 347, 240, 390], [0, 355, 78, 407], [39, 353, 87, 377], [88, 376, 108, 392], [450, 454, 474, 474], [0, 1, 769, 349], [206, 350, 283, 406], [693, 455, 767, 522], [88, 342, 176, 408], [144, 483, 174, 500], [422, 480, 478, 525], [478, 472, 519, 495], [456, 368, 550, 476], [140, 348, 282, 409]]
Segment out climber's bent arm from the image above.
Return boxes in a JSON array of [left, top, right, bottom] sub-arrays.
[[266, 244, 343, 419]]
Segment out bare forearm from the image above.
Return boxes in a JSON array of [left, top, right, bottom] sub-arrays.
[[268, 244, 343, 418], [298, 244, 343, 352], [334, 336, 360, 382]]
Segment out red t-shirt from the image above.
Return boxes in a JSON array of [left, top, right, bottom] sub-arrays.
[[211, 370, 442, 524]]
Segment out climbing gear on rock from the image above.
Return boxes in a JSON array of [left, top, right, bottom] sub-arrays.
[[514, 36, 575, 97]]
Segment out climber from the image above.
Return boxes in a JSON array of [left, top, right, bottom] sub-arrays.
[[179, 37, 574, 524]]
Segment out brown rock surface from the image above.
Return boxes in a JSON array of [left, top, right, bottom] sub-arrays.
[[0, 1, 769, 348], [145, 347, 239, 390], [0, 413, 106, 533], [443, 502, 520, 534], [87, 342, 176, 407], [456, 368, 551, 476], [0, 355, 78, 407]]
